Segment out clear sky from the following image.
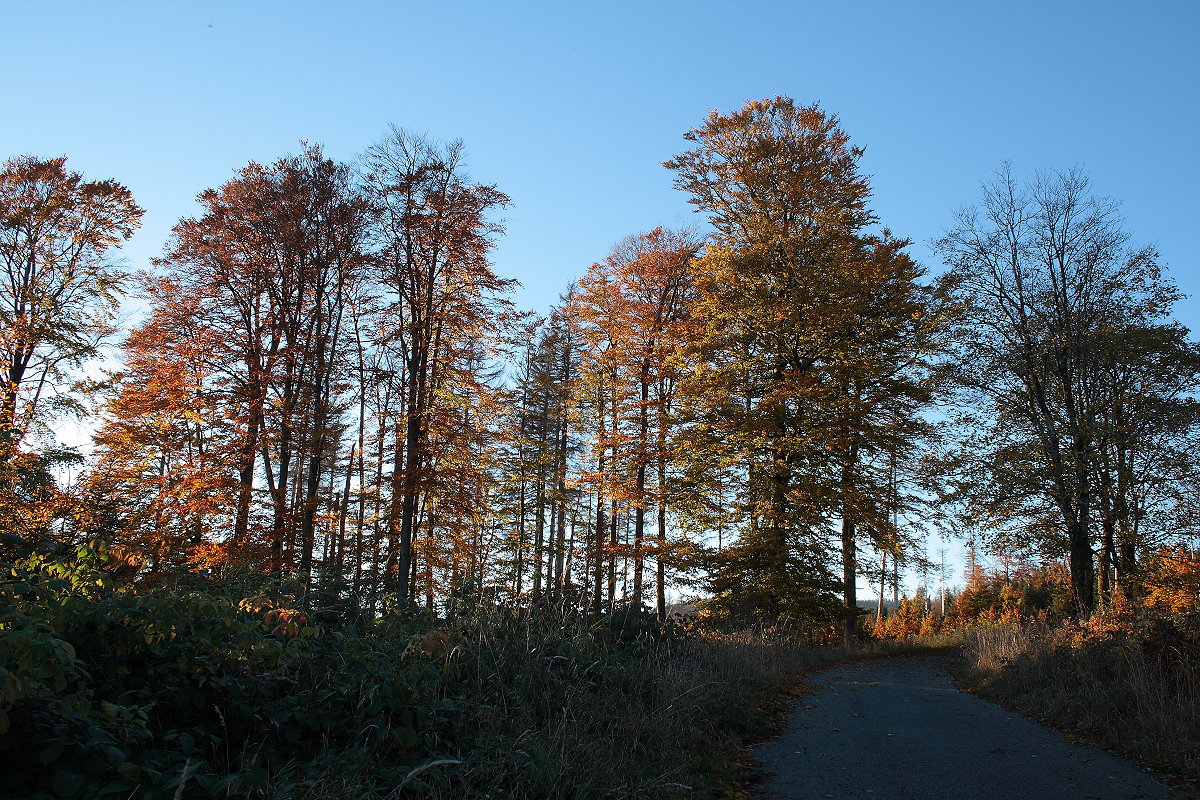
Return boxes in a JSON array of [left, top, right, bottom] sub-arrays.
[[4, 0, 1198, 591]]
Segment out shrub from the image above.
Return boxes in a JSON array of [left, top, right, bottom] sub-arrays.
[[1, 541, 448, 799]]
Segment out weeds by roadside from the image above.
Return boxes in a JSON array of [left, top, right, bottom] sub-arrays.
[[957, 616, 1200, 783], [328, 609, 867, 799], [2, 543, 911, 799]]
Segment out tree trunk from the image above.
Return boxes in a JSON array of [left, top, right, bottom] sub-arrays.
[[841, 450, 859, 646], [1068, 515, 1096, 617], [876, 550, 886, 626], [842, 515, 857, 645]]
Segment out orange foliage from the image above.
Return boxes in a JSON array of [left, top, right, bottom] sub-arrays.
[[237, 594, 310, 637], [1143, 548, 1200, 613], [870, 593, 935, 638]]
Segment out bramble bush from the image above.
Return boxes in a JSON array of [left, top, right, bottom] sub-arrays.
[[0, 536, 449, 799]]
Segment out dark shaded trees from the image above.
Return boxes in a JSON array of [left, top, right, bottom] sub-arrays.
[[936, 165, 1200, 615]]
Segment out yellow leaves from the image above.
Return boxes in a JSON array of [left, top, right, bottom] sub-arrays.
[[237, 594, 276, 614], [1143, 548, 1200, 613]]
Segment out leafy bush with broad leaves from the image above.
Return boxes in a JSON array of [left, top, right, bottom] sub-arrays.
[[0, 536, 452, 799], [2, 536, 844, 799]]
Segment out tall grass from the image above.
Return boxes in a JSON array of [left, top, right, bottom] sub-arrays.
[[3, 542, 961, 800], [304, 607, 852, 799], [959, 619, 1200, 780], [352, 607, 962, 800]]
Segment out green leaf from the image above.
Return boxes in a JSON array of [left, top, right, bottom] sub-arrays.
[[103, 744, 125, 767], [237, 767, 269, 788], [96, 779, 134, 796], [50, 769, 84, 798], [39, 741, 65, 765]]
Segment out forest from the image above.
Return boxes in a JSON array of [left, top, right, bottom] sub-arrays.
[[2, 97, 1199, 798]]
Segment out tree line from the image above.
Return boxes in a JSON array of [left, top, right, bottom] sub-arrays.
[[3, 97, 1197, 639]]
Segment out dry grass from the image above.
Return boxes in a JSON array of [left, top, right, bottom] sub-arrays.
[[403, 618, 836, 799], [959, 619, 1200, 782], [289, 611, 957, 799]]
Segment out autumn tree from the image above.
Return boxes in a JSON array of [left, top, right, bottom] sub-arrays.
[[576, 227, 701, 615], [489, 317, 548, 599], [936, 165, 1200, 615], [0, 155, 143, 457], [155, 161, 282, 553], [491, 303, 582, 603], [539, 301, 581, 600], [88, 276, 234, 573], [1142, 546, 1200, 613], [1087, 299, 1200, 599], [362, 127, 513, 605], [572, 293, 623, 611], [142, 146, 370, 572], [666, 98, 937, 637], [268, 151, 370, 581], [821, 234, 940, 643]]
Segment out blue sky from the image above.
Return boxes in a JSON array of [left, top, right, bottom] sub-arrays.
[[6, 2, 1197, 317], [4, 0, 1198, 590]]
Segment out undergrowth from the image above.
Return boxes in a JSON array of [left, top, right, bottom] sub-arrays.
[[958, 615, 1200, 782], [0, 539, 883, 799]]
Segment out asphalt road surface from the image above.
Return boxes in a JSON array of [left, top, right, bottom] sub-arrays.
[[753, 655, 1183, 800]]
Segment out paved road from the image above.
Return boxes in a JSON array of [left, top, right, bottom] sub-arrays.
[[753, 656, 1183, 800]]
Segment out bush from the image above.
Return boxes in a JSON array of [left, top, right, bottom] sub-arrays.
[[1, 541, 447, 799], [1, 540, 853, 799]]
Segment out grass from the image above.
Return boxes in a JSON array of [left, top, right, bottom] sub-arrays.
[[6, 548, 969, 800], [295, 612, 961, 799], [0, 542, 970, 800], [298, 611, 845, 799], [957, 617, 1200, 784]]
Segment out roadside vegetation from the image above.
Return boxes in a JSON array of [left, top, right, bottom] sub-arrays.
[[1, 536, 868, 800], [959, 615, 1200, 781], [866, 559, 1200, 784]]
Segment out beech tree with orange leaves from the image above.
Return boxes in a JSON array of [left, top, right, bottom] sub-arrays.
[[362, 128, 513, 605], [0, 155, 142, 557], [120, 146, 370, 574], [577, 227, 701, 616], [89, 277, 233, 573], [0, 156, 143, 457]]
